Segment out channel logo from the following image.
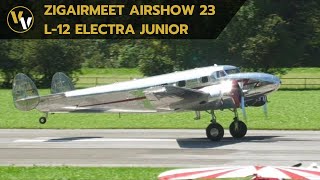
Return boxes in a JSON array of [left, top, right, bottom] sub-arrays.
[[7, 6, 34, 33]]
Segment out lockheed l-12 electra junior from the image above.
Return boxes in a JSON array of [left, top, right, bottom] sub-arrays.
[[12, 65, 281, 141]]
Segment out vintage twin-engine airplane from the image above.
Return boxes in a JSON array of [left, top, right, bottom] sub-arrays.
[[12, 65, 281, 141]]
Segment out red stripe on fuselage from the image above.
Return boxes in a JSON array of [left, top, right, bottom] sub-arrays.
[[79, 96, 147, 107]]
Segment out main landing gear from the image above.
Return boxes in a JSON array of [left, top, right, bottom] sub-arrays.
[[205, 109, 247, 141], [39, 113, 48, 124], [206, 110, 224, 141], [229, 110, 247, 139]]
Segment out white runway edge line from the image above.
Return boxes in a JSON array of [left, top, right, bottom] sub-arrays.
[[14, 138, 178, 143]]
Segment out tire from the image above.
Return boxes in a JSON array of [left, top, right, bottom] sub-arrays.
[[39, 117, 47, 124], [229, 121, 247, 138], [206, 123, 224, 141]]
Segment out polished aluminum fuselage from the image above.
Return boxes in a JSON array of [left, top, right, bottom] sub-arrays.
[[36, 65, 281, 113]]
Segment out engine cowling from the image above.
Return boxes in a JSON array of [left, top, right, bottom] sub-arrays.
[[245, 95, 267, 107]]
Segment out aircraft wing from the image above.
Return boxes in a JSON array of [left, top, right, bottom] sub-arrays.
[[144, 85, 210, 111]]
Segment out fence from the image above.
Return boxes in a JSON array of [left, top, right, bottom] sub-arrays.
[[75, 76, 137, 87], [1, 77, 320, 89], [279, 78, 320, 89], [76, 77, 320, 89]]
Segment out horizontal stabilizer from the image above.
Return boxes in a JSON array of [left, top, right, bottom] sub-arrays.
[[12, 73, 40, 111], [51, 72, 75, 94]]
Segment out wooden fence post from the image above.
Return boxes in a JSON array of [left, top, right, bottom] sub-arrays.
[[304, 78, 307, 89]]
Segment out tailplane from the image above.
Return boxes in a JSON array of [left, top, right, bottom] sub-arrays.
[[12, 73, 40, 111], [51, 72, 75, 94]]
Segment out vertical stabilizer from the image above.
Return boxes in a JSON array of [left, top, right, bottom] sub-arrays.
[[12, 73, 40, 111], [51, 72, 75, 94]]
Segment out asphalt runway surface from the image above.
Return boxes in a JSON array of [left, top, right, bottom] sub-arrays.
[[0, 129, 319, 167]]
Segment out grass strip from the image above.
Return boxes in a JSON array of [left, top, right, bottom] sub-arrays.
[[1, 90, 320, 130]]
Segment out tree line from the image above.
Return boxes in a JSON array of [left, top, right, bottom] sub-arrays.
[[0, 0, 319, 87]]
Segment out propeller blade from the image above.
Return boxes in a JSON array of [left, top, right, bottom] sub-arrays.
[[263, 101, 268, 118], [240, 95, 247, 120], [238, 81, 244, 89], [238, 81, 247, 120]]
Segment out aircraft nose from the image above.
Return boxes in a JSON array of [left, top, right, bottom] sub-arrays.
[[272, 75, 281, 90], [273, 75, 280, 83], [252, 73, 281, 92], [222, 72, 281, 92]]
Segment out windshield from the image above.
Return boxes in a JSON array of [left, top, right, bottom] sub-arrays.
[[216, 70, 227, 78], [225, 68, 240, 75]]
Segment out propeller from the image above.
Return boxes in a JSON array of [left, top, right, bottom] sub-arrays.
[[262, 96, 268, 118], [263, 102, 268, 118], [238, 81, 247, 120], [240, 95, 247, 120]]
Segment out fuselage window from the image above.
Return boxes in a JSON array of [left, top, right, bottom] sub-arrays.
[[201, 76, 209, 83], [177, 80, 186, 87], [210, 73, 216, 81]]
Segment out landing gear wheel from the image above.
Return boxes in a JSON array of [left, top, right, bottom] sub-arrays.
[[229, 121, 247, 138], [39, 117, 47, 124], [206, 123, 224, 141]]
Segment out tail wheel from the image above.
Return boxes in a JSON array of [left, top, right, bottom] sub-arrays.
[[206, 123, 224, 141], [39, 117, 47, 124], [229, 121, 247, 138]]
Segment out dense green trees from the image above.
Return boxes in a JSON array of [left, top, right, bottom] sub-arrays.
[[0, 0, 319, 87], [0, 40, 84, 87], [82, 0, 319, 75]]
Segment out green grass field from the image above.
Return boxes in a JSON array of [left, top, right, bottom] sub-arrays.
[[1, 67, 320, 129], [0, 166, 251, 180], [79, 68, 142, 77], [78, 67, 320, 78], [279, 68, 320, 89], [0, 68, 319, 179], [74, 67, 320, 89], [75, 68, 142, 87], [1, 89, 320, 130], [0, 167, 169, 180], [280, 68, 320, 78], [1, 67, 320, 88]]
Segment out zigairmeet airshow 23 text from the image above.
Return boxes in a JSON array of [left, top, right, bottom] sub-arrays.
[[44, 4, 215, 35], [2, 0, 246, 39]]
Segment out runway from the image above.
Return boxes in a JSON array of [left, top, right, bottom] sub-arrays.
[[0, 129, 319, 167]]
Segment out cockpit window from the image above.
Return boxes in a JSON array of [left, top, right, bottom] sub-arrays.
[[216, 71, 227, 78], [225, 68, 240, 75]]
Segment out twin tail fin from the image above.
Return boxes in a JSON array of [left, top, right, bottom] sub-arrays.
[[12, 72, 74, 111]]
